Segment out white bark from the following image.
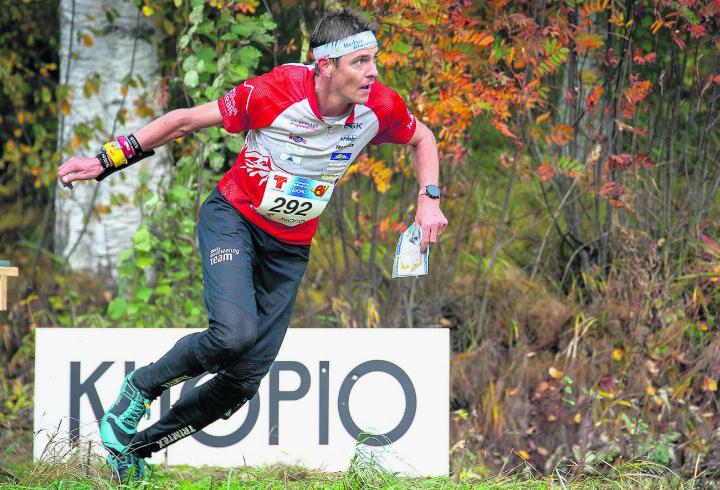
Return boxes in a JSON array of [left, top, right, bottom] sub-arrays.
[[55, 0, 168, 277]]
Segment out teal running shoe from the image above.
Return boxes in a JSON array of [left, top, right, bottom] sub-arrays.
[[107, 452, 151, 483], [100, 371, 151, 455]]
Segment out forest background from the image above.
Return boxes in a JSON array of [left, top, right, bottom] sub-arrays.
[[1, 0, 720, 482]]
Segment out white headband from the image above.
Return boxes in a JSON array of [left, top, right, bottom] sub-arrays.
[[312, 31, 378, 60]]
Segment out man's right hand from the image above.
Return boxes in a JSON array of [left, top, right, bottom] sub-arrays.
[[58, 156, 104, 189]]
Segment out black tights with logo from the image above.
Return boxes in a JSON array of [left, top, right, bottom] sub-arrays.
[[129, 188, 309, 457]]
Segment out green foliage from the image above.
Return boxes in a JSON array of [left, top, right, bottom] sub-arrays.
[[0, 0, 60, 244]]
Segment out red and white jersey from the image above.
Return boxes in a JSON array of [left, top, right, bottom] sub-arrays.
[[216, 63, 416, 245]]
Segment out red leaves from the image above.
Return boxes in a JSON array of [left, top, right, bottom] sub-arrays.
[[633, 50, 657, 65], [600, 181, 625, 207], [689, 24, 707, 39], [621, 79, 652, 118], [493, 120, 517, 139], [605, 154, 633, 171], [537, 164, 555, 182], [604, 153, 655, 171], [585, 85, 603, 111]]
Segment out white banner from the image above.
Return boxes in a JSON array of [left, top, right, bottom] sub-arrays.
[[34, 328, 448, 475]]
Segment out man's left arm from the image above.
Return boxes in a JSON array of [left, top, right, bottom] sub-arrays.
[[407, 121, 448, 252]]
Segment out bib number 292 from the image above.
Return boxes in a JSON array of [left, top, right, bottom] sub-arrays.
[[268, 197, 312, 216], [256, 171, 334, 227]]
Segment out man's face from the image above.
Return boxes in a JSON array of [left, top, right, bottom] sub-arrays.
[[326, 47, 379, 105]]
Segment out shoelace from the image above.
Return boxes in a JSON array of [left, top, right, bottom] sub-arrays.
[[125, 397, 151, 423]]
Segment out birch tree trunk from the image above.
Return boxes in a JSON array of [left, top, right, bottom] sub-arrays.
[[55, 0, 167, 277]]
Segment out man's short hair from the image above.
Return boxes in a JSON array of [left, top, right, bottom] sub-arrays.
[[310, 8, 378, 51]]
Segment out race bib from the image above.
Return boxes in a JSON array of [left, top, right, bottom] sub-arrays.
[[256, 171, 334, 227]]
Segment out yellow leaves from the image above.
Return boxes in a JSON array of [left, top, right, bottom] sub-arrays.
[[378, 51, 407, 69], [17, 111, 34, 125], [624, 80, 652, 104], [234, 0, 258, 14], [516, 450, 531, 460], [452, 31, 494, 48], [535, 111, 551, 125], [39, 63, 57, 78], [61, 100, 72, 116], [702, 377, 717, 392], [134, 98, 156, 119], [609, 10, 624, 27], [580, 0, 609, 17], [83, 75, 101, 98], [651, 18, 664, 34], [81, 33, 93, 47], [142, 5, 155, 16], [546, 124, 573, 146], [343, 155, 393, 193], [576, 33, 605, 54], [548, 366, 564, 379], [365, 297, 380, 328]]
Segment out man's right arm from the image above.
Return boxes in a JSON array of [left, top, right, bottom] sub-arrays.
[[133, 101, 223, 150], [58, 101, 223, 188]]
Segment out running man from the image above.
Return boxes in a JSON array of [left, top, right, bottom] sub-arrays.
[[58, 8, 447, 482]]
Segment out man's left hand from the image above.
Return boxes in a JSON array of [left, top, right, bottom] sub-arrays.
[[415, 195, 448, 253]]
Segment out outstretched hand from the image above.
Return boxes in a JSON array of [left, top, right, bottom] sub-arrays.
[[415, 195, 448, 253], [58, 157, 104, 189]]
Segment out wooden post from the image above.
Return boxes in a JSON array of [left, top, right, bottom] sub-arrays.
[[0, 265, 19, 311]]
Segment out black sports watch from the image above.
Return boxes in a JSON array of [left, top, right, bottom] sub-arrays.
[[420, 184, 441, 199]]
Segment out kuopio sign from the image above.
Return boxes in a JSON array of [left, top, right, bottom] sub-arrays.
[[34, 328, 449, 475]]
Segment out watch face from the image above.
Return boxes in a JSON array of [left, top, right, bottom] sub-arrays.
[[425, 185, 441, 198]]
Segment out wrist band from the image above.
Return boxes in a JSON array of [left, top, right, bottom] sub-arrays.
[[97, 150, 113, 170], [103, 142, 127, 167], [116, 135, 135, 159], [127, 134, 143, 154], [95, 149, 155, 182]]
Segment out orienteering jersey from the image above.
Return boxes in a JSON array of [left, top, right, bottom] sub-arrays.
[[216, 63, 416, 245]]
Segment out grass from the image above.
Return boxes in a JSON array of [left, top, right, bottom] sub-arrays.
[[0, 457, 695, 489]]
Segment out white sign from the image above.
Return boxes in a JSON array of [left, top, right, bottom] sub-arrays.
[[34, 328, 448, 475]]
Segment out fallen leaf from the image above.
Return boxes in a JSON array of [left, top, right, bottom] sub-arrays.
[[516, 450, 531, 460], [702, 377, 718, 392]]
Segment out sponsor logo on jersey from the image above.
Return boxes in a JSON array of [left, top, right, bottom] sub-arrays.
[[340, 134, 357, 142], [283, 143, 306, 155], [288, 134, 308, 144], [330, 152, 352, 161], [240, 148, 272, 184], [280, 153, 302, 165], [406, 108, 416, 129], [291, 119, 319, 130], [273, 174, 289, 189], [335, 143, 354, 150], [344, 122, 363, 130], [222, 87, 238, 117], [313, 184, 330, 197]]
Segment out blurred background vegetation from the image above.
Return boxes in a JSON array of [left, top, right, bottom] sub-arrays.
[[1, 0, 720, 482]]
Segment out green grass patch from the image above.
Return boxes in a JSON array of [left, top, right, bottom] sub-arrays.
[[0, 459, 694, 489]]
